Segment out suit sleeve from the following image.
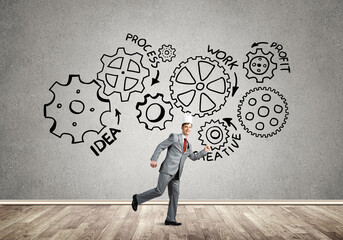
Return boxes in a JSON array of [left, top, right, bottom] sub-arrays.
[[150, 133, 175, 162], [188, 145, 208, 161]]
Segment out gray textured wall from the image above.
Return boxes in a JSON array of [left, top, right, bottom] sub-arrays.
[[1, 0, 342, 200]]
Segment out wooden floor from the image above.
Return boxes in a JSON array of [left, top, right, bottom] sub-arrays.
[[0, 205, 343, 239]]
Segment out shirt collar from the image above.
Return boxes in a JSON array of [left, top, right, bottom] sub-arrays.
[[181, 134, 187, 140]]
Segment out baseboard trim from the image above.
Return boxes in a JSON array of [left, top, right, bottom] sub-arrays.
[[1, 200, 343, 205]]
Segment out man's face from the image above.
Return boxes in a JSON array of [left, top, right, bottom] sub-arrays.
[[181, 123, 192, 136]]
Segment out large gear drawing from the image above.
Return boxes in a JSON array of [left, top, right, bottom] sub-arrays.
[[243, 48, 277, 83], [136, 93, 174, 131], [170, 56, 231, 118], [158, 44, 176, 62], [198, 119, 230, 151], [237, 87, 289, 138], [97, 47, 150, 102], [44, 75, 111, 143]]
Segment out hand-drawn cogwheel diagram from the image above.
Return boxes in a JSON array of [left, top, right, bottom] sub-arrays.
[[136, 93, 174, 131], [44, 75, 110, 143], [97, 47, 150, 102], [198, 119, 229, 151], [158, 44, 176, 62], [170, 56, 231, 118], [237, 87, 289, 138], [243, 48, 277, 83]]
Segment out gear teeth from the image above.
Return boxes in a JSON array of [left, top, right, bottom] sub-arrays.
[[96, 47, 150, 102], [136, 93, 174, 131], [169, 56, 231, 118], [44, 75, 111, 144], [158, 44, 176, 62], [243, 48, 277, 83], [237, 87, 289, 138], [198, 119, 230, 151]]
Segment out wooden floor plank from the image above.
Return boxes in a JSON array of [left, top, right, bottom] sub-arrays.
[[243, 206, 282, 238], [312, 206, 343, 225], [3, 206, 71, 240], [64, 223, 89, 240], [215, 205, 253, 239], [74, 205, 114, 240], [97, 205, 129, 240], [0, 206, 37, 231], [111, 205, 142, 240], [284, 206, 343, 239], [0, 204, 342, 240], [278, 206, 334, 239], [248, 206, 311, 239], [37, 205, 96, 238]]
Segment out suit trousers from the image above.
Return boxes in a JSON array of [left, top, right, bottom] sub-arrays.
[[136, 172, 180, 221]]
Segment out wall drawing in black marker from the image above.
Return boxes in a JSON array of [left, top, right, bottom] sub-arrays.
[[237, 87, 289, 138], [97, 47, 150, 102], [198, 118, 242, 161], [198, 119, 229, 151], [243, 48, 277, 83], [44, 74, 111, 144], [43, 35, 292, 158], [170, 56, 231, 118], [158, 44, 176, 62], [136, 93, 174, 131], [244, 42, 292, 83]]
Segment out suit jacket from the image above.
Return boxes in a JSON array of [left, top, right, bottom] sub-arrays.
[[150, 133, 207, 178]]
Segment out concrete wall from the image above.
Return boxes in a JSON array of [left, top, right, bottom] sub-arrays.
[[1, 0, 342, 200]]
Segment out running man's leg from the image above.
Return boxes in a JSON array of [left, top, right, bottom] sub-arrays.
[[166, 176, 180, 221], [136, 172, 173, 205]]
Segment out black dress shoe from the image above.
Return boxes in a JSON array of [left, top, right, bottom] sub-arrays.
[[165, 220, 182, 226], [132, 194, 138, 211]]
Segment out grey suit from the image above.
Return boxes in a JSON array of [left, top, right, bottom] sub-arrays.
[[136, 133, 207, 222]]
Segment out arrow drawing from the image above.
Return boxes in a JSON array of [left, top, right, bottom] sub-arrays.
[[232, 72, 239, 97], [251, 42, 268, 48], [223, 118, 237, 131], [115, 109, 121, 125], [151, 70, 160, 86]]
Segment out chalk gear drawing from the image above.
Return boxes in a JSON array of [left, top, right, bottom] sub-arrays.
[[170, 56, 231, 118], [237, 87, 289, 138], [136, 93, 174, 131], [198, 119, 229, 151], [243, 48, 277, 83], [97, 47, 150, 102], [44, 75, 111, 143], [158, 44, 176, 62]]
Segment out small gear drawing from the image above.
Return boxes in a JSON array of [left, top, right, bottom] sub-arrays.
[[243, 48, 277, 83], [136, 93, 174, 131], [44, 75, 111, 143], [198, 119, 229, 151], [237, 87, 289, 138], [170, 56, 231, 118], [158, 44, 176, 62], [97, 47, 150, 102]]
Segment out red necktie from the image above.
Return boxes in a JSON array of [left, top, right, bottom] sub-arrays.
[[183, 138, 187, 153]]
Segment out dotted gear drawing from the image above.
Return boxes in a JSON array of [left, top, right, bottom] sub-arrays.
[[243, 48, 277, 83], [44, 75, 111, 143], [198, 119, 230, 151], [170, 56, 231, 118], [237, 87, 289, 138], [97, 47, 150, 102], [158, 44, 176, 62], [136, 93, 174, 131]]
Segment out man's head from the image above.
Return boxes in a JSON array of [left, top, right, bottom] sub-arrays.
[[181, 123, 192, 137], [182, 114, 192, 137]]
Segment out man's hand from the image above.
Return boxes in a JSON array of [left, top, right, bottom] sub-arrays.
[[150, 160, 157, 168], [204, 145, 211, 152]]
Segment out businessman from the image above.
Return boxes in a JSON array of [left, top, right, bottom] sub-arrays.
[[132, 114, 210, 226]]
